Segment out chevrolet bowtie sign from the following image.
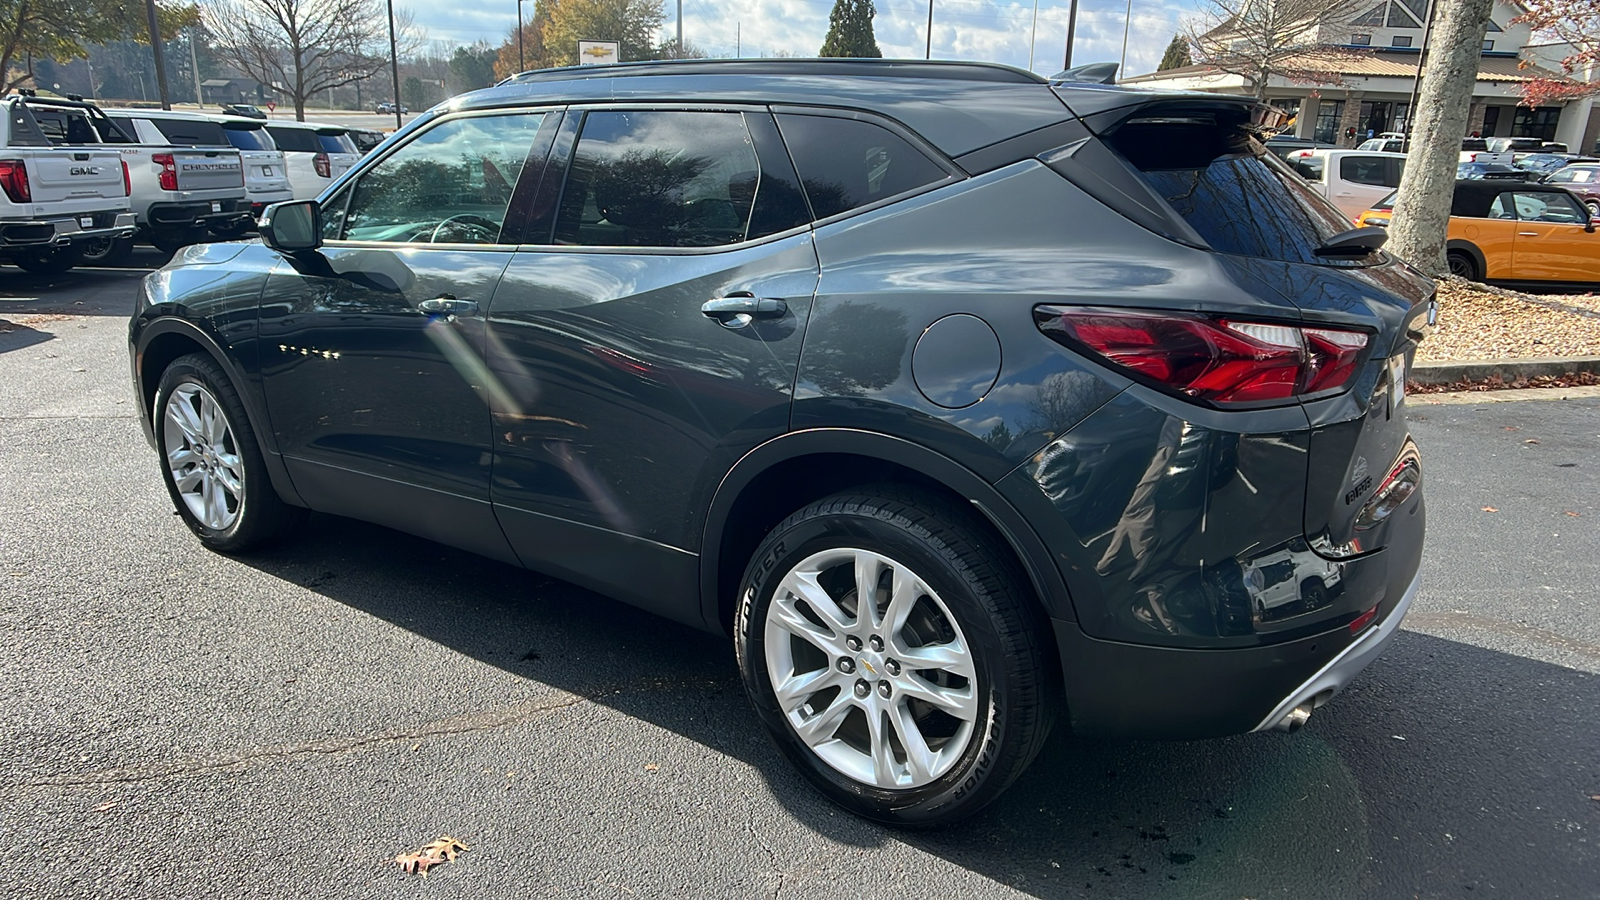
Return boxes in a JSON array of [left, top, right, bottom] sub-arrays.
[[578, 40, 619, 66]]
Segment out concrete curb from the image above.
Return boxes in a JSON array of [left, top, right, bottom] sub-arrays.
[[1408, 356, 1600, 386]]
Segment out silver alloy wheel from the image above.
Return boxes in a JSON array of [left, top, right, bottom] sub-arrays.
[[764, 548, 978, 789], [162, 382, 245, 531]]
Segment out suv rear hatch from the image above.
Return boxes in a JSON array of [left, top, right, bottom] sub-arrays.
[[1047, 91, 1431, 631], [165, 147, 245, 194]]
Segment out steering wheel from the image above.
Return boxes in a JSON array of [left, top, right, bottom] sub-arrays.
[[428, 214, 501, 244]]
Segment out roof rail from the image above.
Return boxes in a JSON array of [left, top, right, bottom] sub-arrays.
[[502, 58, 1047, 87], [1049, 62, 1120, 85]]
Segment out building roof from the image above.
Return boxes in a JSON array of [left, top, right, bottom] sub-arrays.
[[1124, 51, 1570, 86]]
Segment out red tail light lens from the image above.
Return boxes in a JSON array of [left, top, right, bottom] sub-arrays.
[[121, 159, 131, 197], [313, 152, 331, 178], [1036, 306, 1371, 406], [153, 153, 178, 191], [0, 159, 32, 203]]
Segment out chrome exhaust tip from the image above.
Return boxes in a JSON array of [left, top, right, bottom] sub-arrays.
[[1275, 704, 1313, 733]]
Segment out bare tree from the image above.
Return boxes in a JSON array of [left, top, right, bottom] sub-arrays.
[[1387, 0, 1494, 275], [203, 0, 420, 120], [1514, 0, 1600, 105], [1187, 0, 1368, 100]]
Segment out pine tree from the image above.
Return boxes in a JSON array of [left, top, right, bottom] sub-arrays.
[[1157, 34, 1192, 71], [819, 0, 883, 58]]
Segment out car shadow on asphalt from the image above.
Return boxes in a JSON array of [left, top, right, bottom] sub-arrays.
[[0, 319, 55, 354], [237, 513, 1600, 899], [0, 266, 150, 317]]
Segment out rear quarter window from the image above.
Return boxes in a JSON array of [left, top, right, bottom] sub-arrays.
[[1110, 118, 1363, 266], [774, 114, 952, 219], [266, 127, 319, 152], [223, 126, 274, 151], [318, 132, 357, 154]]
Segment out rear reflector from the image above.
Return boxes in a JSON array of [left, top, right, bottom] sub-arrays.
[[1348, 606, 1379, 634], [1035, 306, 1370, 405], [0, 159, 31, 203]]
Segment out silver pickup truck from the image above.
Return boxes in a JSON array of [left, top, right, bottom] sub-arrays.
[[1, 94, 136, 273], [15, 95, 247, 263]]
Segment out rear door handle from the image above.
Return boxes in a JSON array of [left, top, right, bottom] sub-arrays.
[[418, 295, 479, 316], [1518, 231, 1539, 236], [701, 294, 787, 328]]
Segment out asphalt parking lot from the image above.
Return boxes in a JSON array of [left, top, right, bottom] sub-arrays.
[[2, 255, 1597, 899]]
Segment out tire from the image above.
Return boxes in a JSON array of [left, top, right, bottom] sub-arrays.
[[154, 353, 306, 552], [208, 219, 253, 239], [1300, 579, 1330, 609], [150, 224, 209, 255], [735, 487, 1057, 826], [10, 244, 83, 274], [1587, 201, 1599, 219], [79, 235, 134, 266], [1447, 250, 1480, 281]]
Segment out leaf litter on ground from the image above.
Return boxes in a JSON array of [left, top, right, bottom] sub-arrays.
[[395, 836, 469, 877]]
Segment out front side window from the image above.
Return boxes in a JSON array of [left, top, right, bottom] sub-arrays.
[[776, 114, 950, 219], [331, 113, 544, 244], [554, 110, 765, 248], [1512, 191, 1588, 224]]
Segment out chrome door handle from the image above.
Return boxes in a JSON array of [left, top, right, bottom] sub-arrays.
[[418, 295, 479, 316], [701, 295, 787, 328], [1517, 231, 1539, 236]]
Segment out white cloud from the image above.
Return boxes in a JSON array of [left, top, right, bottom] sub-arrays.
[[404, 0, 1199, 77]]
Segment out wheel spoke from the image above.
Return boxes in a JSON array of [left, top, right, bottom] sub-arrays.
[[776, 569, 855, 638], [166, 447, 202, 470], [854, 553, 884, 626], [883, 565, 921, 638], [791, 692, 854, 746], [895, 641, 975, 681], [168, 394, 205, 444], [889, 700, 939, 782], [772, 667, 839, 714], [768, 596, 842, 655], [895, 673, 978, 722], [213, 463, 243, 497], [868, 709, 900, 788], [174, 468, 205, 493]]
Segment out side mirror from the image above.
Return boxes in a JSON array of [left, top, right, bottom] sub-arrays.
[[259, 200, 322, 253]]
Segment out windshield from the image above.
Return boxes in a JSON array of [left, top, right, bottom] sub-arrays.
[[1374, 190, 1398, 211]]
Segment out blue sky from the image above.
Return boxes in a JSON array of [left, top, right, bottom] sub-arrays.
[[410, 0, 1197, 78]]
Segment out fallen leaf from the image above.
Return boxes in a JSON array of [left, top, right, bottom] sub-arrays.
[[1482, 506, 1499, 513], [1523, 439, 1540, 444], [395, 836, 468, 876], [421, 836, 469, 863], [1590, 795, 1600, 801], [1502, 426, 1519, 431], [643, 763, 659, 772], [1566, 511, 1581, 518], [92, 801, 119, 813]]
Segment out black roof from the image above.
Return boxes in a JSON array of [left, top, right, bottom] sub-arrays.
[[453, 57, 1243, 158], [1450, 178, 1582, 217]]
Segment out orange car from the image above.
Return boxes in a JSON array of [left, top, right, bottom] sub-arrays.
[[1358, 180, 1600, 287]]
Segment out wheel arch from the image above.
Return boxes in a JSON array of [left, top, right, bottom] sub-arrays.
[[699, 428, 1073, 637], [135, 316, 306, 508], [1445, 239, 1486, 280]]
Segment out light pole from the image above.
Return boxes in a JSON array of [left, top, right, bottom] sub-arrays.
[[386, 0, 402, 129], [1063, 0, 1080, 69], [926, 0, 934, 59], [1028, 0, 1039, 70], [517, 0, 524, 72], [144, 0, 172, 110], [1119, 0, 1133, 75]]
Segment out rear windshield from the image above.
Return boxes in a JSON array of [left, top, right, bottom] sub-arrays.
[[223, 125, 274, 151], [148, 117, 229, 146], [317, 131, 357, 154], [1112, 118, 1362, 265], [266, 126, 319, 152]]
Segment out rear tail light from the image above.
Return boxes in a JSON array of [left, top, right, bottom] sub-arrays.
[[1035, 306, 1371, 406], [0, 159, 32, 203], [313, 152, 331, 178], [153, 152, 178, 191], [1348, 605, 1379, 634], [121, 159, 131, 196]]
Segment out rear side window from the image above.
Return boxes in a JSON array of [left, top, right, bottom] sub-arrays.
[[775, 114, 950, 219], [150, 117, 228, 146], [1340, 156, 1402, 187], [266, 126, 319, 152], [29, 108, 102, 144], [1111, 118, 1361, 265], [554, 110, 765, 248], [223, 125, 273, 151], [317, 132, 356, 153]]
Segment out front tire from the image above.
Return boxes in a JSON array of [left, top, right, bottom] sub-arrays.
[[79, 235, 133, 266], [154, 354, 305, 552], [735, 488, 1057, 826], [10, 244, 84, 274]]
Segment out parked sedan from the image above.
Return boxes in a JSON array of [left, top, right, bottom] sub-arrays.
[[1359, 180, 1600, 287], [128, 59, 1429, 826], [1544, 164, 1600, 215], [374, 102, 409, 114], [1515, 153, 1599, 180]]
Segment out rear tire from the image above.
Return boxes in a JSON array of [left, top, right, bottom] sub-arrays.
[[10, 244, 83, 274], [208, 218, 253, 239], [735, 486, 1057, 826], [79, 236, 134, 266], [1447, 250, 1480, 281], [154, 353, 306, 552], [1587, 200, 1599, 219]]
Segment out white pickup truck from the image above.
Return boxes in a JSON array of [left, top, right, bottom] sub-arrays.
[[13, 95, 248, 263], [1, 95, 136, 273]]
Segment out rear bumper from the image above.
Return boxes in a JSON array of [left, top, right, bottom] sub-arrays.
[[0, 212, 137, 248], [147, 199, 250, 228]]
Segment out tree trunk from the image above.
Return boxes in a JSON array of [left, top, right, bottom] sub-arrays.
[[1386, 0, 1494, 276]]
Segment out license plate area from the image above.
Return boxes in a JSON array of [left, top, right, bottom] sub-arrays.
[[211, 201, 222, 213]]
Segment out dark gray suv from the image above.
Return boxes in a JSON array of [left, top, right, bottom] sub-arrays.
[[129, 59, 1429, 825]]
